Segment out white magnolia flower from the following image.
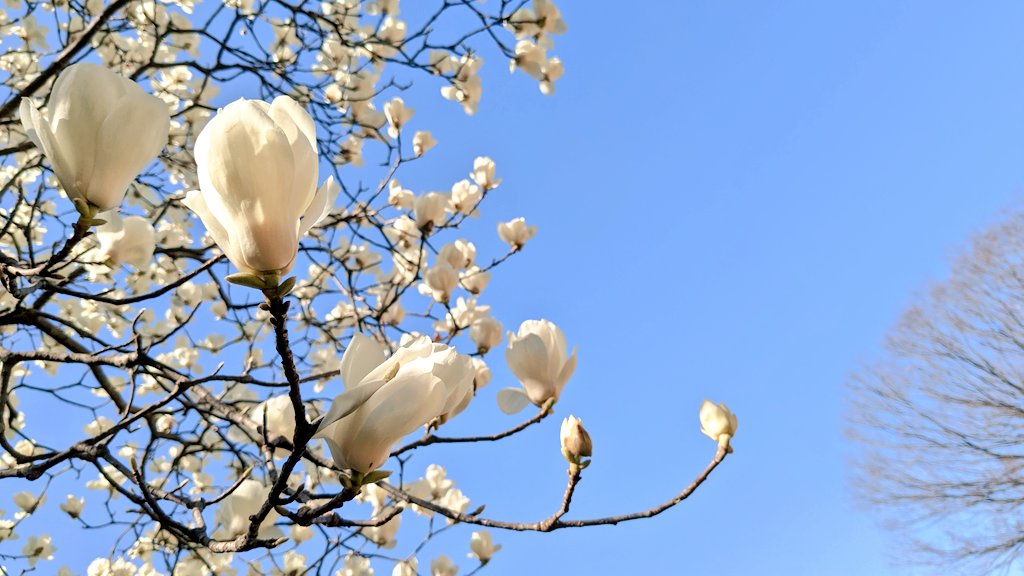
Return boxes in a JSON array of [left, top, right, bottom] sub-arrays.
[[539, 57, 564, 96], [341, 552, 375, 576], [414, 192, 448, 231], [95, 212, 156, 269], [699, 400, 738, 452], [249, 394, 300, 455], [213, 479, 282, 539], [384, 97, 414, 138], [59, 495, 85, 518], [438, 240, 476, 270], [469, 317, 502, 354], [279, 550, 306, 575], [13, 491, 45, 518], [430, 555, 458, 576], [20, 63, 169, 213], [560, 415, 593, 466], [388, 180, 415, 209], [511, 39, 548, 81], [449, 179, 482, 216], [87, 557, 137, 576], [413, 130, 436, 156], [0, 518, 15, 541], [315, 333, 474, 472], [497, 319, 576, 414], [392, 558, 417, 576], [290, 523, 313, 545], [467, 530, 500, 564], [421, 262, 459, 303], [23, 534, 56, 567], [497, 217, 537, 250], [470, 157, 500, 190], [362, 508, 401, 548], [183, 96, 340, 278], [460, 266, 491, 294]]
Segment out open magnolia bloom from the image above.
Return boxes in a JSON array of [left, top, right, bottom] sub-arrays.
[[212, 479, 282, 540], [315, 333, 474, 473], [497, 319, 577, 414], [20, 63, 170, 215], [183, 96, 340, 280]]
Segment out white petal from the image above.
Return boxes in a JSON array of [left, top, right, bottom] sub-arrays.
[[297, 176, 340, 238], [314, 378, 390, 436], [340, 332, 388, 389], [497, 387, 530, 415]]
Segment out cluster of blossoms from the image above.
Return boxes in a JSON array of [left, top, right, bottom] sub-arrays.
[[0, 1, 736, 574]]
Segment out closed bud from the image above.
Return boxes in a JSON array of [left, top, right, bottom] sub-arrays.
[[699, 400, 738, 453], [560, 415, 592, 466], [20, 63, 169, 215]]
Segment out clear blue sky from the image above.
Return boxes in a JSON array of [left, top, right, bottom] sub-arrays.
[[399, 2, 1024, 574], [13, 2, 1024, 574]]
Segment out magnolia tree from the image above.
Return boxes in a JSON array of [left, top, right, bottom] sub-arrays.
[[0, 1, 737, 574]]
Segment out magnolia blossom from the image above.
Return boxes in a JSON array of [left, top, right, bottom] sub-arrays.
[[393, 558, 418, 576], [315, 333, 474, 472], [560, 415, 592, 466], [20, 63, 169, 213], [23, 534, 55, 567], [498, 319, 576, 414], [86, 557, 136, 576], [13, 491, 45, 518], [183, 96, 340, 278], [342, 553, 375, 576], [539, 57, 565, 95], [439, 240, 476, 270], [249, 394, 299, 456], [467, 530, 500, 564], [414, 192, 448, 231], [421, 262, 459, 303], [497, 217, 537, 249], [431, 555, 458, 576], [213, 479, 282, 539], [470, 317, 502, 353], [699, 400, 738, 452], [388, 180, 415, 209], [362, 509, 401, 548], [450, 179, 482, 216], [470, 157, 500, 190], [460, 266, 491, 294], [384, 97, 414, 138], [413, 130, 436, 156], [95, 212, 155, 269], [59, 495, 85, 518]]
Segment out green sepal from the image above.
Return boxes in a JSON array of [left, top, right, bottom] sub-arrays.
[[263, 276, 296, 299], [226, 273, 270, 290], [361, 469, 392, 485]]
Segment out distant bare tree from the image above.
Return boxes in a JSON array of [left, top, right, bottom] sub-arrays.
[[851, 207, 1024, 573]]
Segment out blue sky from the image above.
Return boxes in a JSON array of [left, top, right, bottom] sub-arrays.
[[10, 1, 1024, 574], [402, 2, 1024, 574]]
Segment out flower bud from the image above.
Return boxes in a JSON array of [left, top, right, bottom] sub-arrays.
[[560, 415, 592, 467], [20, 63, 169, 215], [699, 400, 738, 453], [469, 317, 502, 354]]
